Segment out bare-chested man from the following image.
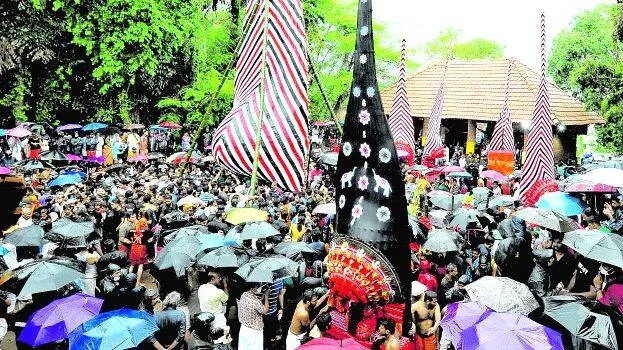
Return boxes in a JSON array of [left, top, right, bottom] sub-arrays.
[[411, 291, 440, 350], [286, 290, 317, 350], [372, 318, 401, 350]]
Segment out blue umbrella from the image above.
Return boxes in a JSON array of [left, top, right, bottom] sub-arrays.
[[48, 174, 82, 187], [82, 123, 108, 131], [68, 309, 158, 350], [0, 129, 5, 137], [61, 169, 87, 179], [535, 191, 586, 217], [448, 171, 473, 179]]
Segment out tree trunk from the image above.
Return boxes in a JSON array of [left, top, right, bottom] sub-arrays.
[[230, 0, 239, 27]]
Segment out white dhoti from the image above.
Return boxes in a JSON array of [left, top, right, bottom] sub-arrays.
[[238, 324, 263, 350], [286, 328, 305, 350]]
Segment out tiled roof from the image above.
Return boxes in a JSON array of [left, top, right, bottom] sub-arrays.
[[379, 59, 604, 125]]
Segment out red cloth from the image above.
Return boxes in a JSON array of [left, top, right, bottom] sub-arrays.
[[29, 149, 40, 159], [413, 333, 437, 350], [129, 244, 148, 265], [599, 283, 623, 314], [417, 272, 438, 293]]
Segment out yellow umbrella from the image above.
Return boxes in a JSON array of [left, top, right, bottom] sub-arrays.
[[225, 208, 268, 225]]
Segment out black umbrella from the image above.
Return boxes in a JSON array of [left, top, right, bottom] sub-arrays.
[[161, 211, 190, 225], [0, 257, 85, 298], [17, 160, 55, 172], [162, 225, 211, 245], [274, 242, 316, 258], [543, 295, 623, 350], [235, 256, 298, 283], [197, 246, 251, 268], [104, 164, 130, 173], [226, 222, 279, 241], [44, 219, 94, 248], [4, 225, 44, 247], [39, 150, 68, 162]]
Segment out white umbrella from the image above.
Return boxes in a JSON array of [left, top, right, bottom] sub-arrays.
[[465, 276, 539, 315], [513, 207, 579, 232], [176, 195, 206, 207], [312, 203, 336, 215], [423, 228, 460, 253], [579, 168, 623, 188]]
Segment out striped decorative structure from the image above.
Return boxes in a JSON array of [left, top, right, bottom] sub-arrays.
[[489, 60, 515, 151], [211, 0, 310, 193], [520, 13, 556, 201], [388, 39, 415, 153], [423, 75, 446, 156]]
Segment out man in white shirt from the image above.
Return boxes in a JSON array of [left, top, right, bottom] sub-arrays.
[[198, 272, 229, 331]]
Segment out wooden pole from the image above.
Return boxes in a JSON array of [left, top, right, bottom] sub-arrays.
[[308, 57, 343, 136]]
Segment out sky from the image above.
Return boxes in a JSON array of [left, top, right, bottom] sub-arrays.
[[373, 0, 614, 71]]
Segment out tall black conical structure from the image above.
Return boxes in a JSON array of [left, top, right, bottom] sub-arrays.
[[328, 0, 412, 338]]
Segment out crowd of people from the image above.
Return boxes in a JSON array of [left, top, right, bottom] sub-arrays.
[[0, 123, 621, 350]]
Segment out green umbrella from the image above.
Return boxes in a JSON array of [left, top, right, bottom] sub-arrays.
[[0, 258, 85, 298], [235, 256, 298, 283], [274, 242, 316, 258], [197, 247, 251, 268], [562, 229, 623, 268], [4, 225, 44, 247]]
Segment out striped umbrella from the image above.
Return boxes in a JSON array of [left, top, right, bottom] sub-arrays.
[[489, 60, 515, 151], [519, 13, 556, 202], [388, 39, 415, 153]]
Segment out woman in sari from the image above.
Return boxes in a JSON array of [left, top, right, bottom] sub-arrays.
[[103, 136, 113, 166], [129, 211, 150, 288], [139, 132, 148, 156]]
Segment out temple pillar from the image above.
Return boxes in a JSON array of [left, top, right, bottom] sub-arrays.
[[466, 120, 476, 154]]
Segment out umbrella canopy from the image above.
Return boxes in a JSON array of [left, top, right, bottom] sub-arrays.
[[465, 276, 539, 315], [226, 222, 280, 241], [103, 163, 129, 173], [486, 195, 516, 209], [128, 155, 148, 163], [0, 167, 12, 175], [65, 154, 82, 161], [17, 159, 55, 172], [81, 123, 108, 131], [155, 233, 231, 276], [312, 202, 336, 215], [430, 193, 465, 211], [427, 190, 452, 198], [460, 312, 564, 350], [440, 301, 492, 349], [46, 219, 94, 248], [123, 123, 144, 130], [565, 182, 617, 193], [450, 208, 482, 231], [274, 242, 316, 258], [235, 256, 298, 283], [423, 228, 460, 253], [320, 152, 338, 166], [437, 165, 466, 174], [161, 211, 190, 225], [448, 171, 473, 179], [471, 187, 491, 203], [159, 121, 182, 129], [176, 195, 206, 207], [513, 207, 579, 232], [298, 337, 369, 350], [6, 126, 32, 138], [562, 229, 623, 268], [197, 246, 251, 268], [48, 174, 82, 187], [4, 225, 44, 248], [225, 208, 268, 225], [39, 150, 69, 162], [579, 168, 623, 188], [162, 225, 212, 245], [543, 295, 623, 350], [57, 124, 82, 132], [0, 258, 85, 298], [68, 308, 158, 350], [535, 191, 586, 217], [480, 170, 507, 182], [19, 292, 103, 347], [147, 152, 165, 160], [408, 216, 424, 239]]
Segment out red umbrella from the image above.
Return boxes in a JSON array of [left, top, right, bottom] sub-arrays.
[[298, 337, 368, 350], [159, 121, 182, 129], [480, 170, 507, 182], [128, 155, 149, 163], [565, 182, 617, 193], [437, 165, 465, 174]]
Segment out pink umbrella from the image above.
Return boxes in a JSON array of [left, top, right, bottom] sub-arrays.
[[437, 165, 465, 174], [565, 182, 617, 193], [0, 167, 12, 175], [65, 154, 82, 161], [6, 127, 32, 138], [481, 170, 507, 182], [128, 155, 149, 163], [298, 337, 368, 350]]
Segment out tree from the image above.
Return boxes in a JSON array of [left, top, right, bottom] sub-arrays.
[[425, 28, 504, 60], [548, 4, 623, 153]]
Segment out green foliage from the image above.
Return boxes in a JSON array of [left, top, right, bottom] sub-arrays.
[[548, 4, 623, 154], [425, 28, 504, 60]]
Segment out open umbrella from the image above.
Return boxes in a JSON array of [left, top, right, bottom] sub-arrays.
[[19, 292, 103, 347], [450, 208, 482, 231], [536, 191, 586, 217], [159, 121, 182, 129], [239, 221, 280, 240], [480, 170, 506, 182], [440, 301, 492, 349], [46, 219, 95, 248], [513, 207, 579, 232], [48, 174, 82, 187], [197, 246, 251, 268], [162, 225, 212, 245], [17, 159, 55, 172], [423, 229, 460, 253], [562, 229, 623, 268], [39, 150, 69, 162], [65, 154, 82, 161], [460, 312, 564, 350], [123, 123, 144, 130], [235, 256, 298, 283], [4, 225, 44, 248], [437, 165, 465, 174], [486, 195, 516, 209], [312, 202, 336, 215], [274, 242, 316, 258], [225, 208, 268, 225], [430, 193, 465, 211], [565, 182, 617, 193], [298, 337, 369, 350], [320, 152, 338, 166], [147, 152, 165, 160], [579, 168, 623, 188], [68, 308, 158, 350], [471, 187, 490, 203], [465, 276, 539, 315], [161, 211, 190, 225], [0, 258, 85, 298], [176, 195, 206, 207], [103, 163, 129, 173], [6, 126, 31, 138], [81, 123, 107, 132], [448, 171, 473, 179], [408, 216, 424, 239], [543, 295, 623, 350], [0, 167, 13, 175], [57, 124, 82, 132], [128, 155, 148, 163], [155, 233, 231, 276]]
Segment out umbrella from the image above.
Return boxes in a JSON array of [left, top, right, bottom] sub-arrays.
[[235, 256, 298, 283], [423, 228, 460, 253], [162, 225, 212, 245], [39, 150, 69, 162], [225, 208, 268, 225], [65, 154, 82, 161], [0, 258, 85, 298], [486, 195, 516, 209], [18, 292, 103, 347], [429, 209, 450, 228], [68, 308, 158, 350], [197, 246, 251, 268], [48, 174, 82, 187], [480, 169, 507, 182], [579, 168, 623, 188], [465, 276, 539, 314], [312, 202, 336, 215], [450, 208, 482, 231], [460, 312, 564, 350], [81, 123, 108, 131], [45, 219, 94, 248], [159, 121, 182, 129], [0, 167, 12, 175], [535, 191, 587, 217], [6, 126, 31, 138], [0, 129, 5, 137], [562, 229, 623, 268], [513, 207, 579, 232], [408, 216, 424, 239], [149, 125, 167, 130], [565, 182, 617, 193], [161, 211, 190, 225], [543, 295, 623, 350], [320, 152, 338, 166], [430, 193, 465, 211], [57, 124, 82, 132], [471, 187, 490, 203], [123, 123, 144, 130], [147, 152, 165, 160], [176, 195, 206, 207], [104, 163, 130, 173], [155, 234, 231, 276], [17, 159, 55, 171], [440, 301, 492, 349], [4, 225, 44, 247], [408, 164, 429, 172], [427, 190, 452, 198], [128, 155, 148, 163], [274, 242, 316, 258], [437, 165, 465, 174], [298, 337, 369, 350], [226, 222, 280, 241], [448, 171, 473, 179]]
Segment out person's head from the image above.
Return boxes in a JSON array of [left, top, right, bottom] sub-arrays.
[[162, 291, 181, 309], [470, 246, 480, 260], [424, 291, 438, 308], [377, 318, 396, 336], [208, 271, 223, 285], [550, 232, 565, 252], [446, 263, 458, 279], [316, 312, 332, 333], [302, 289, 318, 308]]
